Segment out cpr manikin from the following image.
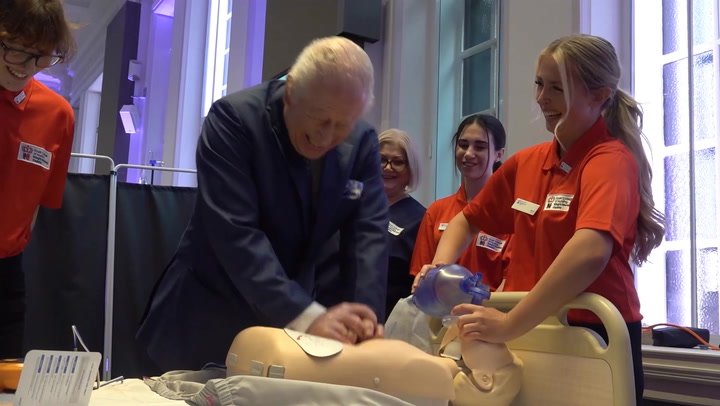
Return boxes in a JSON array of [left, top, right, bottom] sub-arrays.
[[225, 265, 523, 406]]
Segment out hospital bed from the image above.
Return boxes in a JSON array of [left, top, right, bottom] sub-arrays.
[[0, 292, 635, 405], [491, 292, 635, 406]]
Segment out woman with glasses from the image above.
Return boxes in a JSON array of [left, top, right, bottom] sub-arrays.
[[0, 0, 75, 360], [378, 129, 425, 318], [410, 114, 509, 293]]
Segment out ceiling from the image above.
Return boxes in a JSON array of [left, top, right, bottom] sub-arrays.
[[63, 0, 175, 22], [49, 0, 176, 100], [64, 0, 93, 6], [62, 0, 94, 24], [153, 0, 175, 17]]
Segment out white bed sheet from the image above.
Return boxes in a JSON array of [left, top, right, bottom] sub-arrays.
[[0, 379, 183, 406], [89, 379, 185, 406], [190, 375, 419, 406], [0, 393, 14, 405], [2, 377, 418, 406]]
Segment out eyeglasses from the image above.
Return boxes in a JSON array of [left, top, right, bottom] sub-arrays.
[[1, 40, 63, 68], [380, 157, 408, 172]]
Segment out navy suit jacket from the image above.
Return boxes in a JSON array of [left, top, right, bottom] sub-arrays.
[[137, 81, 389, 371]]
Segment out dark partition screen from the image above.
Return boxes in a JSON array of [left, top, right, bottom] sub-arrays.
[[111, 182, 197, 378], [23, 174, 197, 379], [23, 174, 110, 356]]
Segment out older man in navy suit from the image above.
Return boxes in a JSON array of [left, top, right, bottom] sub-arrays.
[[138, 36, 389, 371]]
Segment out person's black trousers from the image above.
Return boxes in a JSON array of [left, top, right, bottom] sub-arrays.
[[0, 253, 25, 360]]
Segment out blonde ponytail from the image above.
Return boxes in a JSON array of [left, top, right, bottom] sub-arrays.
[[603, 90, 665, 264], [543, 34, 666, 264]]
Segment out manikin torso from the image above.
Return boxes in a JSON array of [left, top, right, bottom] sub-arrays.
[[225, 326, 522, 406]]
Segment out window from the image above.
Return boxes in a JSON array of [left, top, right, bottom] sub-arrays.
[[436, 0, 501, 199], [202, 0, 233, 116], [461, 0, 500, 117], [634, 0, 719, 333]]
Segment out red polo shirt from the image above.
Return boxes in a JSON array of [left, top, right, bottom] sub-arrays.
[[0, 78, 75, 258], [410, 184, 510, 291], [463, 118, 642, 323]]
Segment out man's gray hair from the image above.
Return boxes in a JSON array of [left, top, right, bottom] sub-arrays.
[[288, 36, 374, 113]]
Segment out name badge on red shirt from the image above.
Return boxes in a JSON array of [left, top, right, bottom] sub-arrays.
[[17, 142, 52, 170], [476, 233, 506, 252], [543, 193, 574, 211], [14, 90, 26, 105], [511, 198, 539, 215]]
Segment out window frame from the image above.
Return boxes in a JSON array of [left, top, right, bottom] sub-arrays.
[[633, 0, 720, 334], [435, 0, 502, 200], [202, 0, 233, 116]]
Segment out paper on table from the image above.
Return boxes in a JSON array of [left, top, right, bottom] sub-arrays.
[[13, 350, 101, 406]]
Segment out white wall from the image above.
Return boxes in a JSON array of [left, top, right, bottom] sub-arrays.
[[159, 0, 266, 186], [139, 13, 173, 169], [70, 74, 104, 174], [582, 0, 633, 92], [500, 0, 632, 156], [68, 0, 128, 106], [370, 0, 593, 205], [161, 0, 208, 186], [68, 0, 628, 191], [366, 0, 631, 204], [500, 0, 584, 156], [66, 0, 133, 171], [367, 0, 440, 207], [226, 0, 267, 93], [362, 33, 384, 131]]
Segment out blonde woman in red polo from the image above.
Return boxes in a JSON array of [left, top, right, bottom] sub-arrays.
[[0, 0, 75, 359], [417, 35, 665, 405]]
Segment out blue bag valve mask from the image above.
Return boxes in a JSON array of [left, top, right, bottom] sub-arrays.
[[411, 264, 491, 321]]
